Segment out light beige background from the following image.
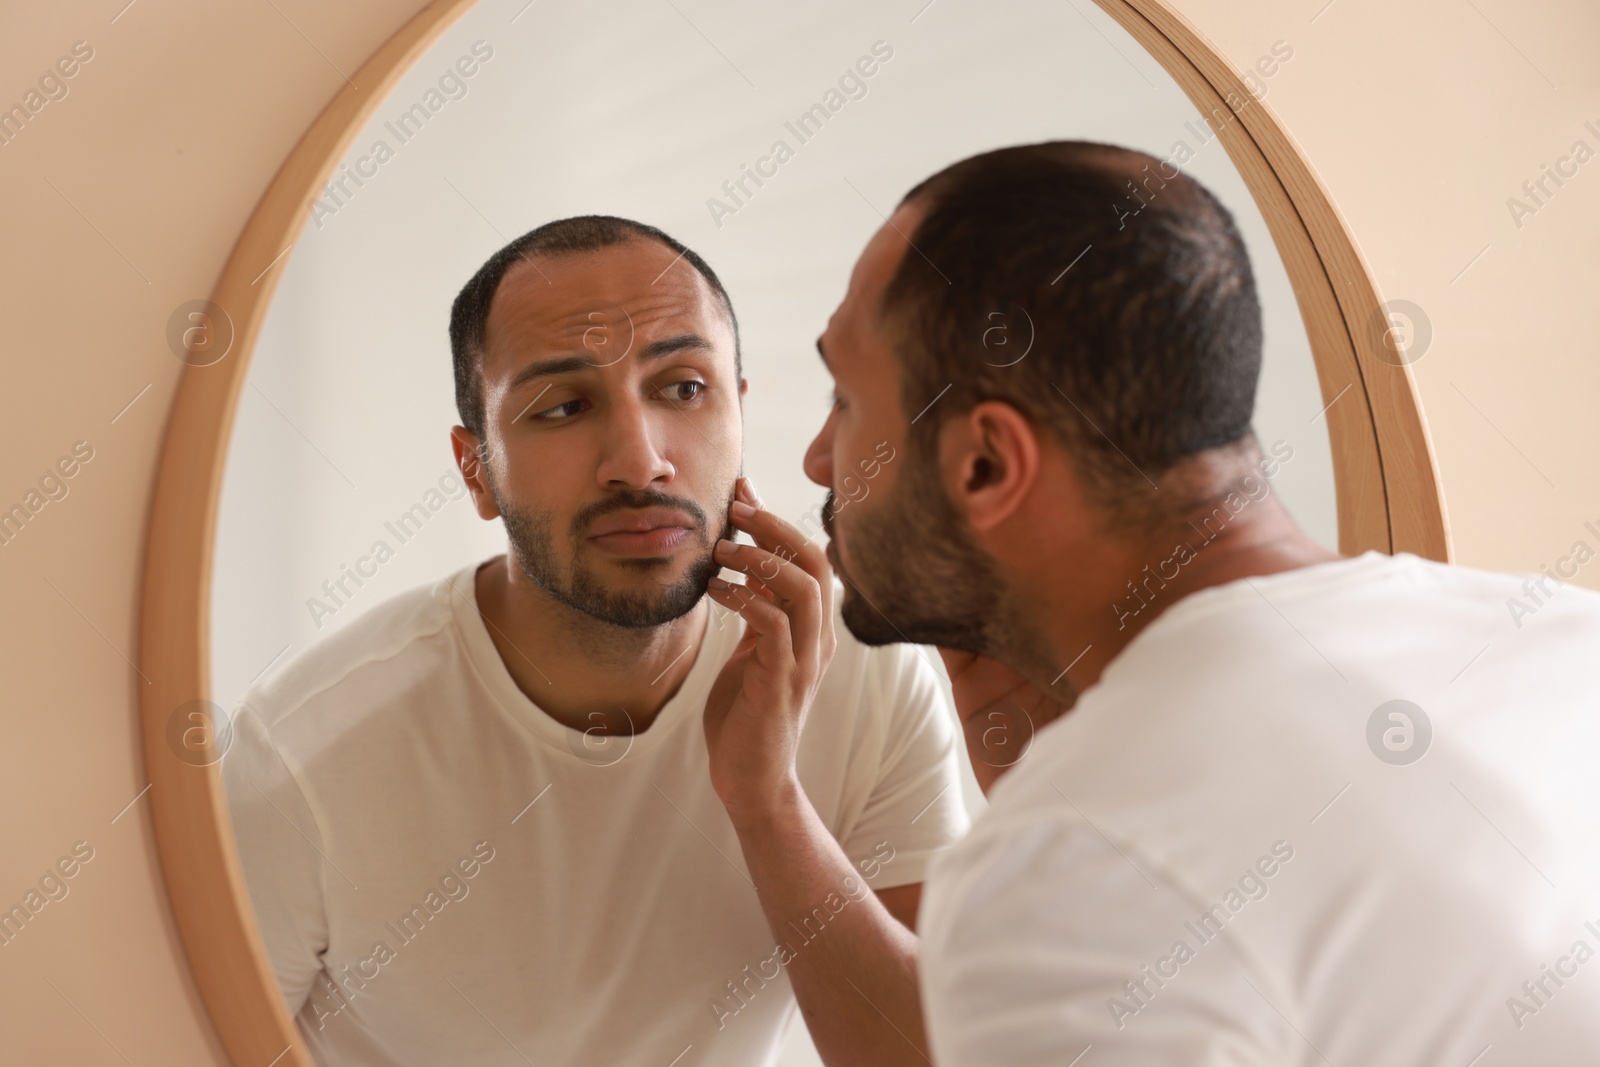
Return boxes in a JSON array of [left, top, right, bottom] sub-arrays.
[[1, 0, 1595, 1063]]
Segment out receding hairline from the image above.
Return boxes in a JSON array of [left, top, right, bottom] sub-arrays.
[[449, 213, 744, 444], [478, 235, 739, 358], [493, 235, 711, 301]]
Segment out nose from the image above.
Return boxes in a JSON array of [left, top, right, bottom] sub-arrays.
[[596, 399, 676, 490], [804, 408, 837, 489]]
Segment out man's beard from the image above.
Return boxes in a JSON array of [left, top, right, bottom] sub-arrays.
[[826, 447, 1006, 655], [490, 475, 732, 630]]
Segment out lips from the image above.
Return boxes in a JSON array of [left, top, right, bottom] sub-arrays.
[[586, 507, 699, 558]]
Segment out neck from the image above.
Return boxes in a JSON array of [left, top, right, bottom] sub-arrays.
[[999, 475, 1342, 706], [473, 553, 709, 734]]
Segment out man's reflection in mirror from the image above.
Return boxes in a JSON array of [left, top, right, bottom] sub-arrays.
[[223, 216, 970, 1066]]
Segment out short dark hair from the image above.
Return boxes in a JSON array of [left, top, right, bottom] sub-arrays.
[[881, 141, 1263, 526], [448, 214, 741, 444]]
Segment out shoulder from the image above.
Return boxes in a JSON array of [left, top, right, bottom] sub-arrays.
[[1092, 550, 1600, 703], [1391, 549, 1600, 629], [918, 803, 1178, 996], [1230, 549, 1600, 628], [239, 568, 464, 736]]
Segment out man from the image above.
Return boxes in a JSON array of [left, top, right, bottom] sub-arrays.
[[803, 141, 1600, 1064], [222, 215, 969, 1066]]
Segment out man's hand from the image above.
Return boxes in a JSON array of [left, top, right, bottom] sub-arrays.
[[703, 479, 929, 1065], [939, 649, 1073, 795], [703, 478, 837, 824]]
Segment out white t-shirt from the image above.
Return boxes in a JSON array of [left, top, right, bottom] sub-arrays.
[[222, 559, 969, 1067], [920, 550, 1600, 1066]]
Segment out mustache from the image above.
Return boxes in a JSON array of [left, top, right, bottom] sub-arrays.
[[570, 488, 711, 537]]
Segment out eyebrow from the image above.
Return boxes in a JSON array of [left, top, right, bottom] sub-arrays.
[[506, 333, 713, 393], [816, 336, 831, 371]]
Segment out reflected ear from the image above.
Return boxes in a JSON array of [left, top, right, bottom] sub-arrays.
[[449, 425, 502, 521], [937, 401, 1039, 534]]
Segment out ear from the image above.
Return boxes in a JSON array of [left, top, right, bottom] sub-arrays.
[[449, 425, 502, 521], [937, 400, 1040, 533], [738, 377, 749, 400]]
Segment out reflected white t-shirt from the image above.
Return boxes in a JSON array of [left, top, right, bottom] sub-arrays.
[[222, 560, 969, 1067], [920, 550, 1600, 1066]]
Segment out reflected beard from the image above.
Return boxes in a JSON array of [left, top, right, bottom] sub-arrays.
[[494, 486, 731, 630], [828, 450, 1006, 654]]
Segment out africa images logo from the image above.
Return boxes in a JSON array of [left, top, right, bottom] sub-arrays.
[[1365, 699, 1431, 766]]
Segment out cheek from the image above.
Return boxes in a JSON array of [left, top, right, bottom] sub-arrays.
[[704, 401, 747, 478], [853, 454, 915, 538], [495, 453, 573, 537], [501, 449, 564, 509], [669, 392, 740, 455], [675, 418, 736, 488], [713, 408, 745, 468]]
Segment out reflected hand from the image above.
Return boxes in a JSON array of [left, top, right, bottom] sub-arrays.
[[703, 478, 837, 823], [938, 649, 1072, 795]]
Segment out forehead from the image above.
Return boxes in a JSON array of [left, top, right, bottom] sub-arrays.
[[483, 238, 728, 360]]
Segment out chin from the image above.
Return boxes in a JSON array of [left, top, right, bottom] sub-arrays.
[[551, 547, 718, 629], [837, 584, 901, 647]]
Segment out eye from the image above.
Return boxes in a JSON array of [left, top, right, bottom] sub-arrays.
[[665, 380, 706, 403], [532, 397, 588, 421], [828, 389, 845, 411]]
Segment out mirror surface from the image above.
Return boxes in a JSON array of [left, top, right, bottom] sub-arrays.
[[211, 1, 1336, 1063]]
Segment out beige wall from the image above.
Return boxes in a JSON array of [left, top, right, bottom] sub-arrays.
[[0, 0, 1595, 1061]]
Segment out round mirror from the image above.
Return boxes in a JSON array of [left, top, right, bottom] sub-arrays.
[[186, 1, 1368, 1064]]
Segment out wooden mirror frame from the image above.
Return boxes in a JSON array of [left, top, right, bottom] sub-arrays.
[[138, 1, 1450, 1063]]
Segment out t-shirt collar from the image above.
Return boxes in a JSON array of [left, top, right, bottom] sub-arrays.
[[443, 559, 733, 758]]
